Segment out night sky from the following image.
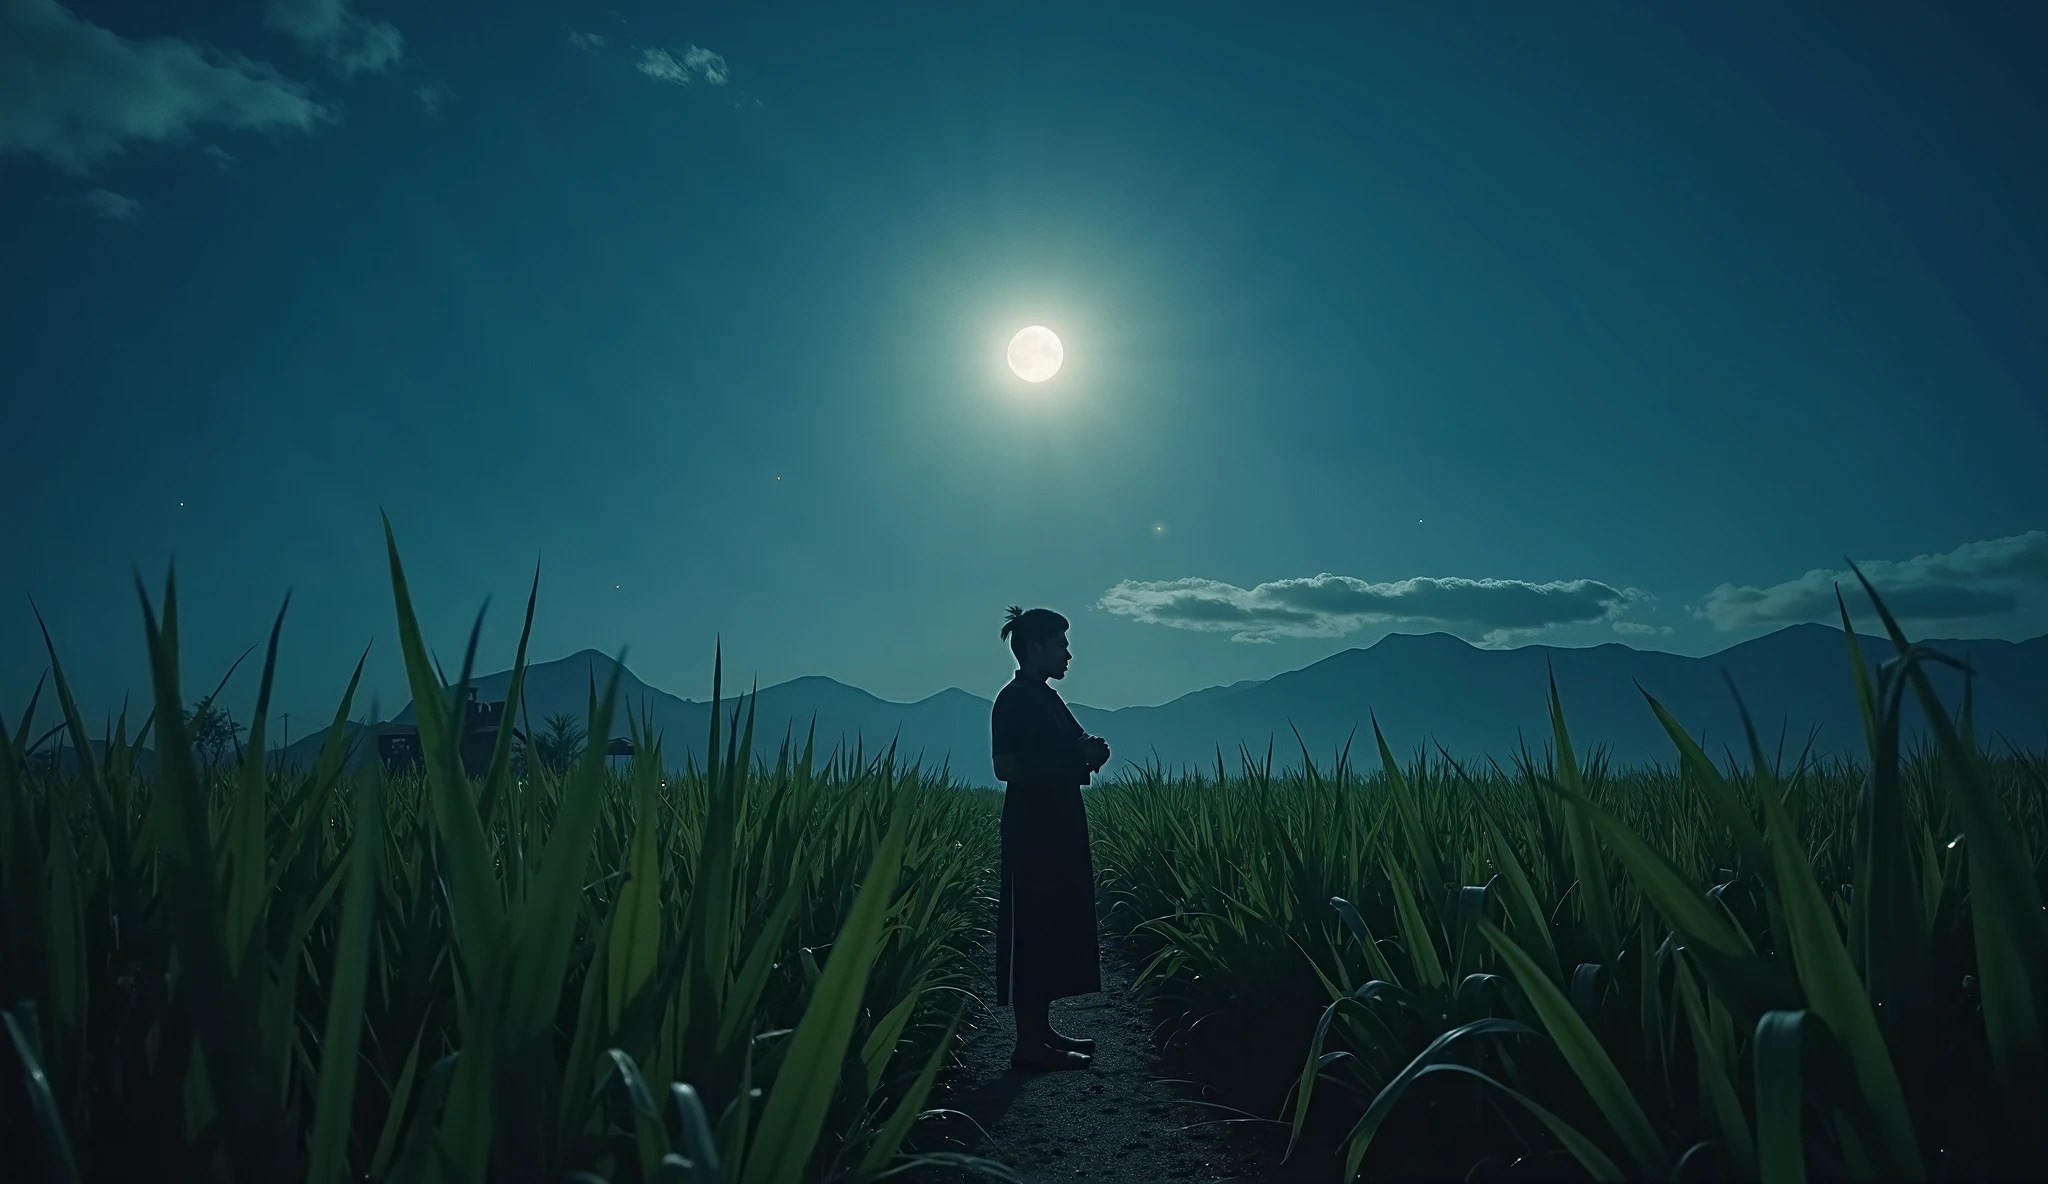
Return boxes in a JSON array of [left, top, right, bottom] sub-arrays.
[[4, 0, 2045, 730]]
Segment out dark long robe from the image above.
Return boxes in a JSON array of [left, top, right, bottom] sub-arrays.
[[990, 672, 1103, 1008]]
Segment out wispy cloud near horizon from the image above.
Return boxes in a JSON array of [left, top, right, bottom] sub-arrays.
[[1099, 572, 1652, 645], [1697, 530, 2048, 630]]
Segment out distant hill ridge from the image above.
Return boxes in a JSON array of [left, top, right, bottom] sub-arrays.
[[288, 624, 2047, 784], [49, 625, 2048, 786]]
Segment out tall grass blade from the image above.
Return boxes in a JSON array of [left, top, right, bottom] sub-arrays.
[[383, 517, 504, 971], [1407, 1063, 1626, 1183], [740, 775, 916, 1184], [4, 1006, 81, 1184], [1533, 776, 1750, 960], [1754, 1010, 1808, 1184], [1733, 680, 1925, 1179], [1836, 589, 1879, 754], [307, 772, 384, 1184], [0, 714, 51, 1042], [132, 565, 252, 1152], [608, 721, 665, 1033], [857, 999, 969, 1176], [1673, 953, 1756, 1177], [503, 656, 625, 1047], [1374, 715, 1446, 901], [1386, 854, 1446, 994], [1331, 896, 1402, 989], [475, 563, 540, 833], [1473, 786, 1562, 987], [1549, 672, 1621, 965], [1971, 844, 2043, 1095], [1847, 566, 2047, 1100], [224, 596, 289, 973], [1639, 689, 1770, 877], [858, 979, 925, 1099], [1477, 920, 1668, 1178], [43, 790, 87, 1091], [1329, 1018, 1540, 1181]]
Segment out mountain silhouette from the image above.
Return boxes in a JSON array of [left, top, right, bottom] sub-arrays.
[[247, 625, 2047, 785], [1079, 625, 2047, 778]]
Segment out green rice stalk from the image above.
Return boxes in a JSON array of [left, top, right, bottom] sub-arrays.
[[1550, 672, 1622, 967], [1734, 682, 1924, 1179], [1478, 920, 1668, 1179], [306, 769, 383, 1184]]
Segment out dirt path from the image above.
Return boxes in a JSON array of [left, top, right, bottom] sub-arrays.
[[912, 930, 1333, 1184]]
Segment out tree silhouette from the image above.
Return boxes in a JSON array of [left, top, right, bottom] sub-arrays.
[[534, 711, 587, 772], [185, 701, 245, 767]]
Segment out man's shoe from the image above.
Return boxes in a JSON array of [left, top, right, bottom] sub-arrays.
[[1010, 1044, 1091, 1072]]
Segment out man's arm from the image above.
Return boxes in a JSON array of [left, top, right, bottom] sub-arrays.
[[992, 688, 1026, 784], [993, 744, 1090, 783]]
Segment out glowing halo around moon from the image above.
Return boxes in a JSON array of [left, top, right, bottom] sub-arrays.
[[1006, 325, 1064, 382]]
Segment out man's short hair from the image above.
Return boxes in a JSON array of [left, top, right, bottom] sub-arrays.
[[1001, 605, 1069, 664]]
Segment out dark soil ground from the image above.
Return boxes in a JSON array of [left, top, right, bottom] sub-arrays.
[[908, 928, 1349, 1184]]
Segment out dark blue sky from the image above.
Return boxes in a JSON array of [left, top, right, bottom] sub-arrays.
[[4, 0, 2045, 728]]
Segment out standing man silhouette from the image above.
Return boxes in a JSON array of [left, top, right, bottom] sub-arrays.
[[991, 605, 1111, 1071]]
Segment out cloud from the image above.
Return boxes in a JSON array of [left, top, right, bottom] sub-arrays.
[[0, 0, 331, 172], [1611, 621, 1673, 637], [82, 187, 138, 220], [681, 45, 729, 86], [637, 44, 729, 87], [415, 82, 449, 117], [567, 31, 604, 53], [636, 49, 688, 84], [1098, 572, 1649, 644], [265, 0, 401, 76], [202, 143, 233, 167], [1697, 530, 2048, 630]]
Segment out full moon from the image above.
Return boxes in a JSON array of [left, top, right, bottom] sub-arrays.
[[1007, 325, 1064, 382]]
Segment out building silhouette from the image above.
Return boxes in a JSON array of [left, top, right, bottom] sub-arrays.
[[376, 686, 633, 776]]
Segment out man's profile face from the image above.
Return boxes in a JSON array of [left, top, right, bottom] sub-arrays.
[[1028, 631, 1072, 680]]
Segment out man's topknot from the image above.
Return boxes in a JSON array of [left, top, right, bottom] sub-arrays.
[[999, 605, 1070, 661]]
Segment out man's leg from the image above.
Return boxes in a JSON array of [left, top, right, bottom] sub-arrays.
[[1013, 991, 1051, 1048], [1010, 989, 1088, 1068]]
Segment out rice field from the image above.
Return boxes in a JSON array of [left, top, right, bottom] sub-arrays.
[[1, 527, 1002, 1184], [7, 540, 2045, 1183], [1091, 578, 2048, 1181]]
